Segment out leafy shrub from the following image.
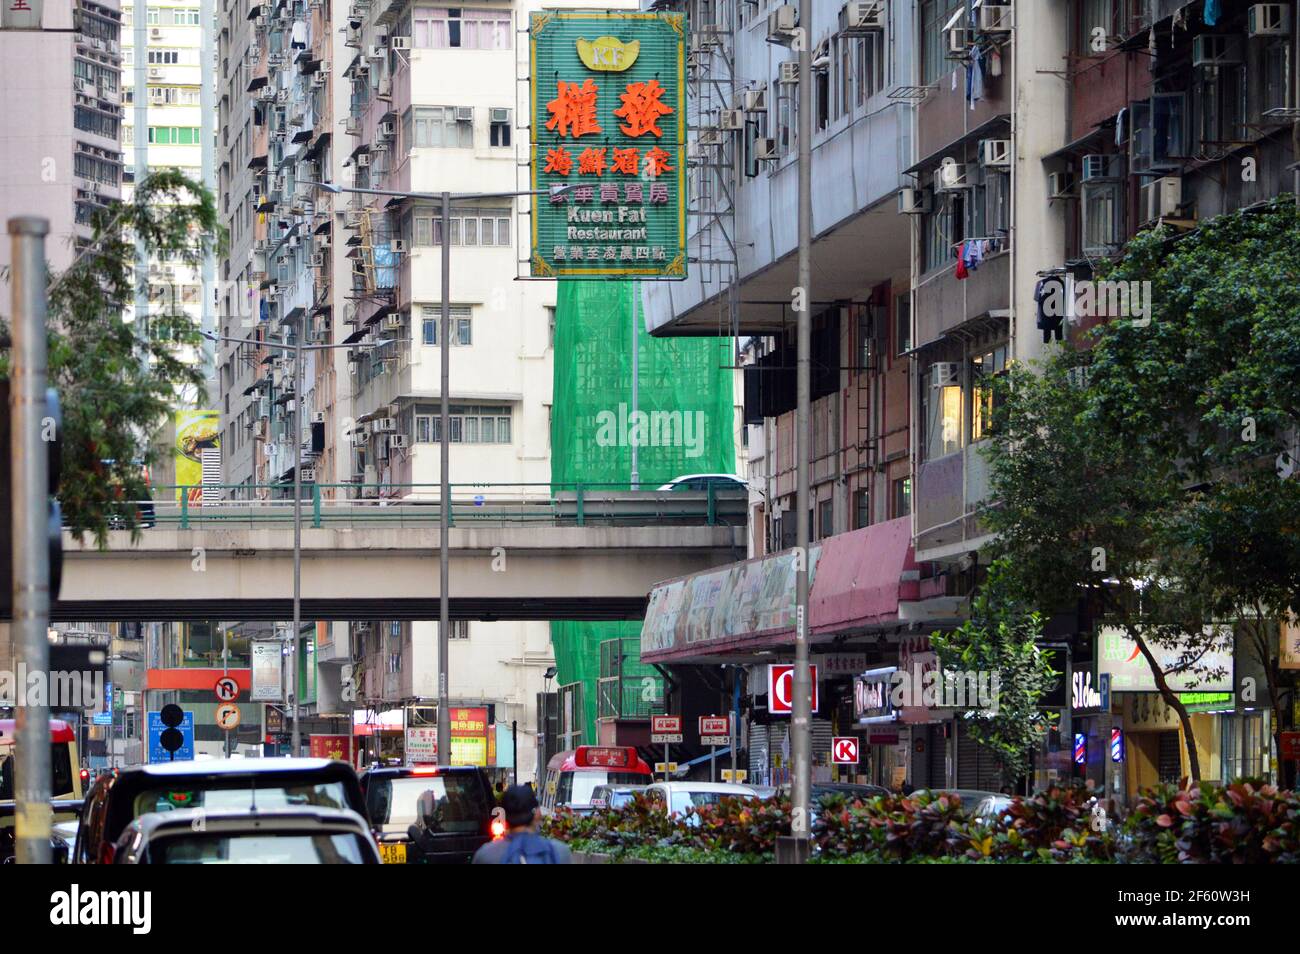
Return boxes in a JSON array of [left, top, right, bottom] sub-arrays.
[[1120, 781, 1300, 864]]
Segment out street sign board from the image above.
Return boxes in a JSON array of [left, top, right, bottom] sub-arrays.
[[654, 762, 678, 774], [147, 710, 194, 763], [215, 703, 241, 731], [699, 715, 729, 736], [721, 769, 748, 783], [250, 639, 283, 701], [832, 737, 860, 765], [701, 736, 730, 747], [767, 663, 819, 715], [214, 675, 240, 702], [651, 714, 682, 744], [406, 726, 437, 765], [528, 9, 687, 278]]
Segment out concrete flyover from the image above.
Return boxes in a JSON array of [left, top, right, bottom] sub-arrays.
[[54, 523, 746, 621]]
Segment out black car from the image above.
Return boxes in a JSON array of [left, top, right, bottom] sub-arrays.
[[359, 765, 496, 864], [72, 757, 366, 864]]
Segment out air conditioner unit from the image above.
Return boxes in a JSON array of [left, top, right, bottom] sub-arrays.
[[345, 210, 363, 228], [767, 4, 798, 44], [1192, 34, 1244, 67], [898, 186, 932, 215], [1248, 4, 1290, 36], [839, 1, 886, 35], [390, 36, 411, 50], [356, 153, 371, 167], [946, 26, 971, 58], [455, 106, 474, 123], [980, 139, 1011, 168], [778, 61, 799, 84], [310, 252, 325, 267], [719, 108, 745, 131], [300, 467, 317, 483], [698, 127, 722, 147], [932, 162, 971, 192], [378, 119, 396, 137], [490, 107, 510, 124], [928, 362, 961, 389], [319, 61, 331, 75], [742, 87, 767, 112], [372, 417, 397, 433], [367, 44, 385, 59], [344, 116, 361, 136], [311, 72, 326, 87], [977, 2, 1013, 34], [318, 234, 331, 249], [352, 431, 368, 447], [150, 27, 162, 38], [1141, 175, 1182, 223], [389, 239, 406, 253], [1048, 170, 1076, 199], [389, 434, 408, 449], [753, 137, 779, 161], [148, 67, 164, 79], [1080, 154, 1122, 181], [312, 411, 326, 424], [384, 313, 404, 330]]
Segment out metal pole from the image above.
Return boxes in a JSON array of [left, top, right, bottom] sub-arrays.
[[291, 313, 303, 755], [629, 281, 639, 490], [437, 191, 451, 766], [9, 216, 52, 864], [511, 719, 518, 786], [133, 0, 149, 346], [730, 667, 739, 783], [789, 0, 814, 857]]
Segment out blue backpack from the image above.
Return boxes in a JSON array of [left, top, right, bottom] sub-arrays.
[[499, 831, 560, 864]]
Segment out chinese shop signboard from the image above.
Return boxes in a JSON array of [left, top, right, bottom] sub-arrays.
[[529, 9, 687, 278], [0, 0, 43, 30]]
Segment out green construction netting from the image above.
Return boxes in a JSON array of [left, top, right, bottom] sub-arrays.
[[550, 279, 736, 745]]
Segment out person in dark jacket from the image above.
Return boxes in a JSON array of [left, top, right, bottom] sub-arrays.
[[472, 784, 571, 864]]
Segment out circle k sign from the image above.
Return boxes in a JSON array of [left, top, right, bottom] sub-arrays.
[[767, 663, 819, 715], [832, 737, 860, 765]]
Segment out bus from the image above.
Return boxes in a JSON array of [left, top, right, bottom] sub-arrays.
[[0, 718, 84, 801], [539, 746, 652, 816]]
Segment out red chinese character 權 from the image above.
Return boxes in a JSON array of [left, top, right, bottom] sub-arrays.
[[546, 79, 602, 138]]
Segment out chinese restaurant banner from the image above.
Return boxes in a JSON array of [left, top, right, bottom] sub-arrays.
[[529, 10, 687, 278], [449, 706, 490, 767], [309, 734, 353, 764]]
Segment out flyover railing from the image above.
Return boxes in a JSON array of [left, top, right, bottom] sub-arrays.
[[105, 482, 748, 530]]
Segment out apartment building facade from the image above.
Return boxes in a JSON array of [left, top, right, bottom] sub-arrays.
[[0, 0, 124, 278]]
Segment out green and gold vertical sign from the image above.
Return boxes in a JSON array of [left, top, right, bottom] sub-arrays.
[[530, 10, 687, 279]]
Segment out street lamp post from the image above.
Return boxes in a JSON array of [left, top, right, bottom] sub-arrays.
[[311, 181, 568, 766], [202, 329, 388, 753]]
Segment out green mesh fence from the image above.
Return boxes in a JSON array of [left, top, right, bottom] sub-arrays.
[[549, 279, 735, 744]]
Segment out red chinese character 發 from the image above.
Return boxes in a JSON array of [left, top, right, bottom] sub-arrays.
[[543, 146, 573, 176], [613, 80, 674, 138], [545, 79, 602, 138]]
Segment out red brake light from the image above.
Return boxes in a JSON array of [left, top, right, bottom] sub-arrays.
[[79, 768, 90, 782], [490, 818, 506, 840], [410, 766, 439, 776]]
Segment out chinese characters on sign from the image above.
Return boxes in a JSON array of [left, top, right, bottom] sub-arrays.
[[530, 10, 687, 278], [0, 0, 43, 30]]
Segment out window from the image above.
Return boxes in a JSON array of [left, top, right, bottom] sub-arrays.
[[1254, 37, 1292, 122], [405, 106, 473, 148], [148, 48, 181, 64], [818, 499, 834, 540], [856, 31, 886, 104], [74, 107, 119, 139], [1079, 0, 1118, 55], [891, 476, 912, 519], [775, 77, 796, 156], [922, 0, 962, 86], [442, 620, 470, 640], [1081, 180, 1124, 256], [409, 207, 510, 246], [923, 192, 963, 273], [411, 7, 511, 50], [414, 405, 512, 444], [420, 304, 472, 345], [1130, 94, 1187, 173], [895, 295, 912, 356], [1195, 62, 1246, 152], [854, 489, 871, 530], [489, 108, 512, 147], [922, 363, 963, 460], [984, 170, 1009, 236], [969, 344, 1007, 443], [149, 126, 200, 144]]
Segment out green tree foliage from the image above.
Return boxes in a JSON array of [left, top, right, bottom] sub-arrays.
[[984, 199, 1300, 782], [930, 562, 1058, 784], [1, 170, 222, 545]]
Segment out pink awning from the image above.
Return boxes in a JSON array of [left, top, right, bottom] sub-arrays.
[[809, 516, 919, 636]]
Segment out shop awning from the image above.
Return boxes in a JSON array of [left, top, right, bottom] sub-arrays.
[[641, 516, 921, 665], [810, 517, 919, 637]]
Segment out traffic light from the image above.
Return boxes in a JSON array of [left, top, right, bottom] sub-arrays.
[[0, 380, 64, 620]]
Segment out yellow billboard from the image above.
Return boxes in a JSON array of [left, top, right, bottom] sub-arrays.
[[175, 410, 220, 503]]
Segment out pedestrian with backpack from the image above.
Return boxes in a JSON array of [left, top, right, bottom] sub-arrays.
[[472, 784, 571, 864]]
